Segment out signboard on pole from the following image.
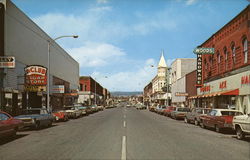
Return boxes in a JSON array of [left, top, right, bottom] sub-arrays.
[[0, 56, 15, 68], [193, 48, 214, 54], [196, 53, 203, 87], [25, 65, 47, 86], [52, 85, 64, 93]]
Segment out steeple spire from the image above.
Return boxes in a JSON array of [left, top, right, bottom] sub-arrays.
[[158, 50, 167, 68]]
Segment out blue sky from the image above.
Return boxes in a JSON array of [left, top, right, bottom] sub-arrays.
[[12, 0, 249, 91]]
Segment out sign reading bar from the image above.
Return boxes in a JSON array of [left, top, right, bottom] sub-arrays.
[[25, 65, 47, 86], [193, 48, 214, 54], [0, 56, 15, 68], [196, 54, 203, 87]]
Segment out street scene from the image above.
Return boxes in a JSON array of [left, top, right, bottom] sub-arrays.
[[0, 0, 250, 160]]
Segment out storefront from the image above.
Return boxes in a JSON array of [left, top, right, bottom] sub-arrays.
[[190, 70, 250, 114]]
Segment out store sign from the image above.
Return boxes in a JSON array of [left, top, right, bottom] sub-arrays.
[[5, 93, 12, 99], [200, 85, 210, 92], [0, 56, 15, 68], [196, 54, 203, 86], [52, 85, 64, 93], [25, 65, 47, 86], [25, 85, 46, 92], [219, 81, 227, 89], [241, 75, 250, 85], [193, 48, 214, 54], [175, 92, 188, 96]]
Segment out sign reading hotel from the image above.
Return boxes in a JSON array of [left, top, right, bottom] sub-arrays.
[[25, 65, 47, 86], [0, 56, 15, 68]]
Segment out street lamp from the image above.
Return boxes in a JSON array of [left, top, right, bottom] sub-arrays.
[[47, 35, 78, 111]]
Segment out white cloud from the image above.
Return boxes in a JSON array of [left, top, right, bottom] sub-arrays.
[[90, 58, 158, 91], [186, 0, 197, 5], [97, 0, 108, 4], [67, 42, 126, 67]]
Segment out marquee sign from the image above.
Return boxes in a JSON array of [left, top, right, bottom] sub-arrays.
[[25, 65, 47, 86], [25, 85, 46, 92], [0, 56, 15, 68]]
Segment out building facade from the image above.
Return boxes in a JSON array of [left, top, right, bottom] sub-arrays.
[[0, 0, 79, 115], [170, 59, 196, 106], [193, 5, 250, 114]]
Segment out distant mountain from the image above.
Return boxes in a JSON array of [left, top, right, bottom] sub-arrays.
[[111, 91, 143, 96]]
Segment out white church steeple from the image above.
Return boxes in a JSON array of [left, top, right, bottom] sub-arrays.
[[158, 50, 167, 68]]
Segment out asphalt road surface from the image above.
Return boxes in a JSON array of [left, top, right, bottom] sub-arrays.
[[0, 106, 249, 160]]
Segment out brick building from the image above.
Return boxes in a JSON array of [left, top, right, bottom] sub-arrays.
[[186, 70, 197, 108], [143, 82, 152, 106], [78, 76, 108, 106], [193, 5, 250, 114]]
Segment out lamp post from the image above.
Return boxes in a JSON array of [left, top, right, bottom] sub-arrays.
[[47, 35, 78, 111]]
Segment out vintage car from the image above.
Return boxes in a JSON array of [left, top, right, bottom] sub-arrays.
[[97, 105, 104, 111], [64, 106, 82, 119], [73, 104, 87, 116], [233, 113, 250, 140], [52, 110, 69, 122], [15, 108, 54, 129], [171, 107, 191, 120], [200, 109, 243, 133], [90, 105, 98, 113], [136, 104, 147, 110], [163, 106, 176, 117], [184, 108, 212, 125], [155, 105, 167, 114], [0, 111, 23, 138]]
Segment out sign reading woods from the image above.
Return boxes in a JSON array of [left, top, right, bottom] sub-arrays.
[[25, 65, 47, 86]]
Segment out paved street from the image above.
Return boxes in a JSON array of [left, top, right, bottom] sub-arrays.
[[0, 105, 249, 160]]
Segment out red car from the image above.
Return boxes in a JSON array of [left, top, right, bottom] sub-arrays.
[[200, 109, 243, 133], [163, 106, 176, 117], [0, 111, 23, 138], [52, 110, 69, 122]]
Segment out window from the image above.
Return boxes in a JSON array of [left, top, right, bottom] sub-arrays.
[[243, 38, 248, 64], [80, 84, 83, 91], [0, 113, 10, 121], [224, 47, 228, 71], [231, 43, 236, 66]]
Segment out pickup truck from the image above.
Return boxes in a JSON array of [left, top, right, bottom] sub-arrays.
[[232, 113, 250, 140], [200, 109, 243, 133], [15, 108, 54, 129]]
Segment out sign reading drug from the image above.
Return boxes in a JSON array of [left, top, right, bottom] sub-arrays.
[[52, 85, 65, 93], [193, 48, 214, 54]]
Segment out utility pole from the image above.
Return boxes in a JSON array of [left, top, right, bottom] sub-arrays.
[[0, 2, 5, 110]]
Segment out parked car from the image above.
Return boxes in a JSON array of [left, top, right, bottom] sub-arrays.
[[171, 107, 191, 120], [163, 106, 176, 117], [155, 105, 166, 114], [15, 108, 54, 129], [149, 104, 157, 112], [52, 110, 69, 122], [97, 105, 104, 111], [64, 106, 82, 119], [233, 113, 250, 140], [0, 111, 23, 138], [136, 104, 147, 110], [184, 108, 212, 125], [200, 109, 243, 133], [90, 105, 98, 112], [73, 104, 87, 116]]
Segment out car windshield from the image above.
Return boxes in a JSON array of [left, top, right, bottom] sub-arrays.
[[177, 108, 190, 112], [221, 111, 243, 116], [23, 110, 40, 115]]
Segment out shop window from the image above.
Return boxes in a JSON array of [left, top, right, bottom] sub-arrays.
[[243, 38, 248, 64]]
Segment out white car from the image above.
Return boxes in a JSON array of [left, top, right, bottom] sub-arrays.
[[233, 113, 250, 140], [64, 106, 82, 119]]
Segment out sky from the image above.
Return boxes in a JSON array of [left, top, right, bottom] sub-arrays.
[[12, 0, 250, 92]]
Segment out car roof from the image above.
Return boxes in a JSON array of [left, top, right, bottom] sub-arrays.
[[212, 109, 241, 112]]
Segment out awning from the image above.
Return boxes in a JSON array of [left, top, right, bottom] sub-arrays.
[[197, 89, 239, 98]]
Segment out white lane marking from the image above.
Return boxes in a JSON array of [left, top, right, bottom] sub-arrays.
[[121, 136, 126, 160], [123, 121, 126, 127]]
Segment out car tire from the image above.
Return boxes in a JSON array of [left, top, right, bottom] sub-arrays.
[[215, 125, 221, 133], [236, 127, 245, 140], [184, 117, 188, 123], [200, 121, 206, 129], [194, 119, 199, 126], [35, 121, 40, 130], [48, 120, 53, 127]]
